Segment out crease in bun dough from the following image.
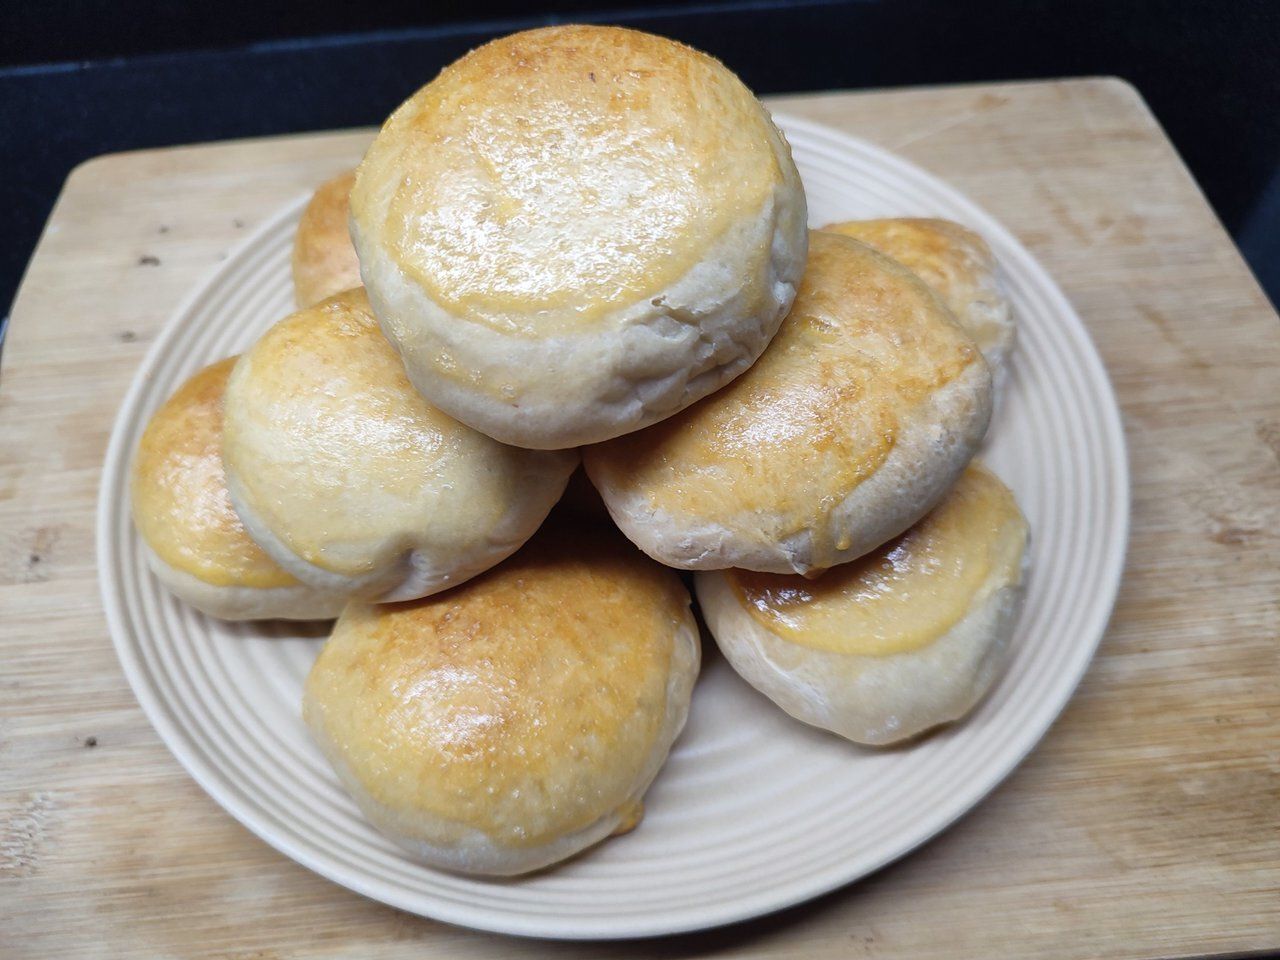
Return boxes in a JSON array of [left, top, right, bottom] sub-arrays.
[[584, 231, 993, 575], [696, 463, 1029, 745], [822, 218, 1014, 382], [350, 24, 808, 449], [304, 520, 700, 875], [130, 357, 343, 620], [292, 170, 362, 308], [222, 288, 576, 603]]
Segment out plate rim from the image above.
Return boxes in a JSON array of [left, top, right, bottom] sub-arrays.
[[96, 114, 1131, 940]]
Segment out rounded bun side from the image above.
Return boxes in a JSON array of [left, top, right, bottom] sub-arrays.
[[593, 357, 990, 573], [292, 170, 361, 309], [303, 521, 700, 874], [142, 544, 343, 621], [350, 25, 808, 449], [222, 289, 577, 603], [130, 356, 342, 620], [585, 232, 992, 574], [697, 563, 1025, 745], [695, 465, 1030, 745], [822, 218, 1015, 388]]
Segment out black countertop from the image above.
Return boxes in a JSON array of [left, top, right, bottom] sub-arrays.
[[5, 0, 1278, 323]]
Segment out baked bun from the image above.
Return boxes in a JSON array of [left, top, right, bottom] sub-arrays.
[[130, 358, 342, 620], [222, 288, 576, 603], [822, 218, 1014, 379], [584, 231, 993, 575], [291, 170, 361, 308], [350, 24, 807, 449], [696, 463, 1029, 745], [304, 519, 700, 875]]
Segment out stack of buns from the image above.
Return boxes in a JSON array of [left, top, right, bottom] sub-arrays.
[[130, 24, 1029, 877]]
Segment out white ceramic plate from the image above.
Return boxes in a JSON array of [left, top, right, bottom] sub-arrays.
[[98, 116, 1129, 940]]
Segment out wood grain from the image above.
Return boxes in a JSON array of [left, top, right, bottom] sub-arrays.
[[2, 78, 1278, 960]]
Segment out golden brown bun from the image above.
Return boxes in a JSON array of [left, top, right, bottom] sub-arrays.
[[697, 463, 1029, 745], [821, 218, 1014, 378], [291, 170, 361, 308], [350, 24, 808, 448], [222, 289, 577, 602], [585, 231, 992, 574], [304, 519, 700, 875], [130, 358, 342, 620]]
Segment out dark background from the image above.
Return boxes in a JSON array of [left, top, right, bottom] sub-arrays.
[[4, 0, 1279, 322]]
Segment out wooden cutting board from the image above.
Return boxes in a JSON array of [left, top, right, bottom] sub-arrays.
[[2, 78, 1278, 960]]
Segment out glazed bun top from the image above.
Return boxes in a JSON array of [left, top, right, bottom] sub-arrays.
[[822, 218, 1013, 373], [724, 463, 1028, 657], [131, 356, 296, 590], [352, 24, 798, 335], [304, 520, 698, 852], [585, 231, 992, 572], [291, 170, 361, 308], [222, 288, 575, 601]]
